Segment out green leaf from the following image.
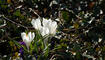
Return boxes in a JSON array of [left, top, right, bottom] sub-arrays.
[[76, 52, 82, 60], [33, 40, 38, 54], [1, 5, 7, 8], [61, 11, 69, 22], [73, 23, 79, 29], [0, 0, 6, 4], [42, 44, 50, 59], [13, 10, 21, 17], [12, 40, 28, 53], [40, 39, 45, 50]]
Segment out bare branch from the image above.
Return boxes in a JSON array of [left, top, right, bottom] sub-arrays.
[[29, 8, 41, 18], [1, 15, 28, 29]]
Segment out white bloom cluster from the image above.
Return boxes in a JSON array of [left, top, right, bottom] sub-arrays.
[[20, 18, 57, 51], [31, 18, 57, 36]]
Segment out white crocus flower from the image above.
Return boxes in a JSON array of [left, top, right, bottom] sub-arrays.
[[31, 18, 42, 30], [42, 18, 51, 27], [42, 18, 57, 35], [40, 27, 50, 36], [21, 32, 35, 51], [31, 18, 57, 36], [48, 20, 57, 34]]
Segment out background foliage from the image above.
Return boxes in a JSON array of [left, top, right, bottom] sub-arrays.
[[0, 0, 105, 60]]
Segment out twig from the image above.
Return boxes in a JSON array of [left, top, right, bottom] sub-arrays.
[[0, 20, 6, 28], [82, 52, 96, 60], [50, 54, 65, 60], [1, 15, 28, 29], [50, 54, 56, 60], [29, 8, 41, 18]]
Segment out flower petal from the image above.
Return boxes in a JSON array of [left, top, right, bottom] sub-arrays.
[[28, 32, 32, 41], [31, 18, 42, 30], [50, 21, 57, 34], [40, 27, 49, 36], [21, 32, 29, 42], [32, 32, 35, 40]]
